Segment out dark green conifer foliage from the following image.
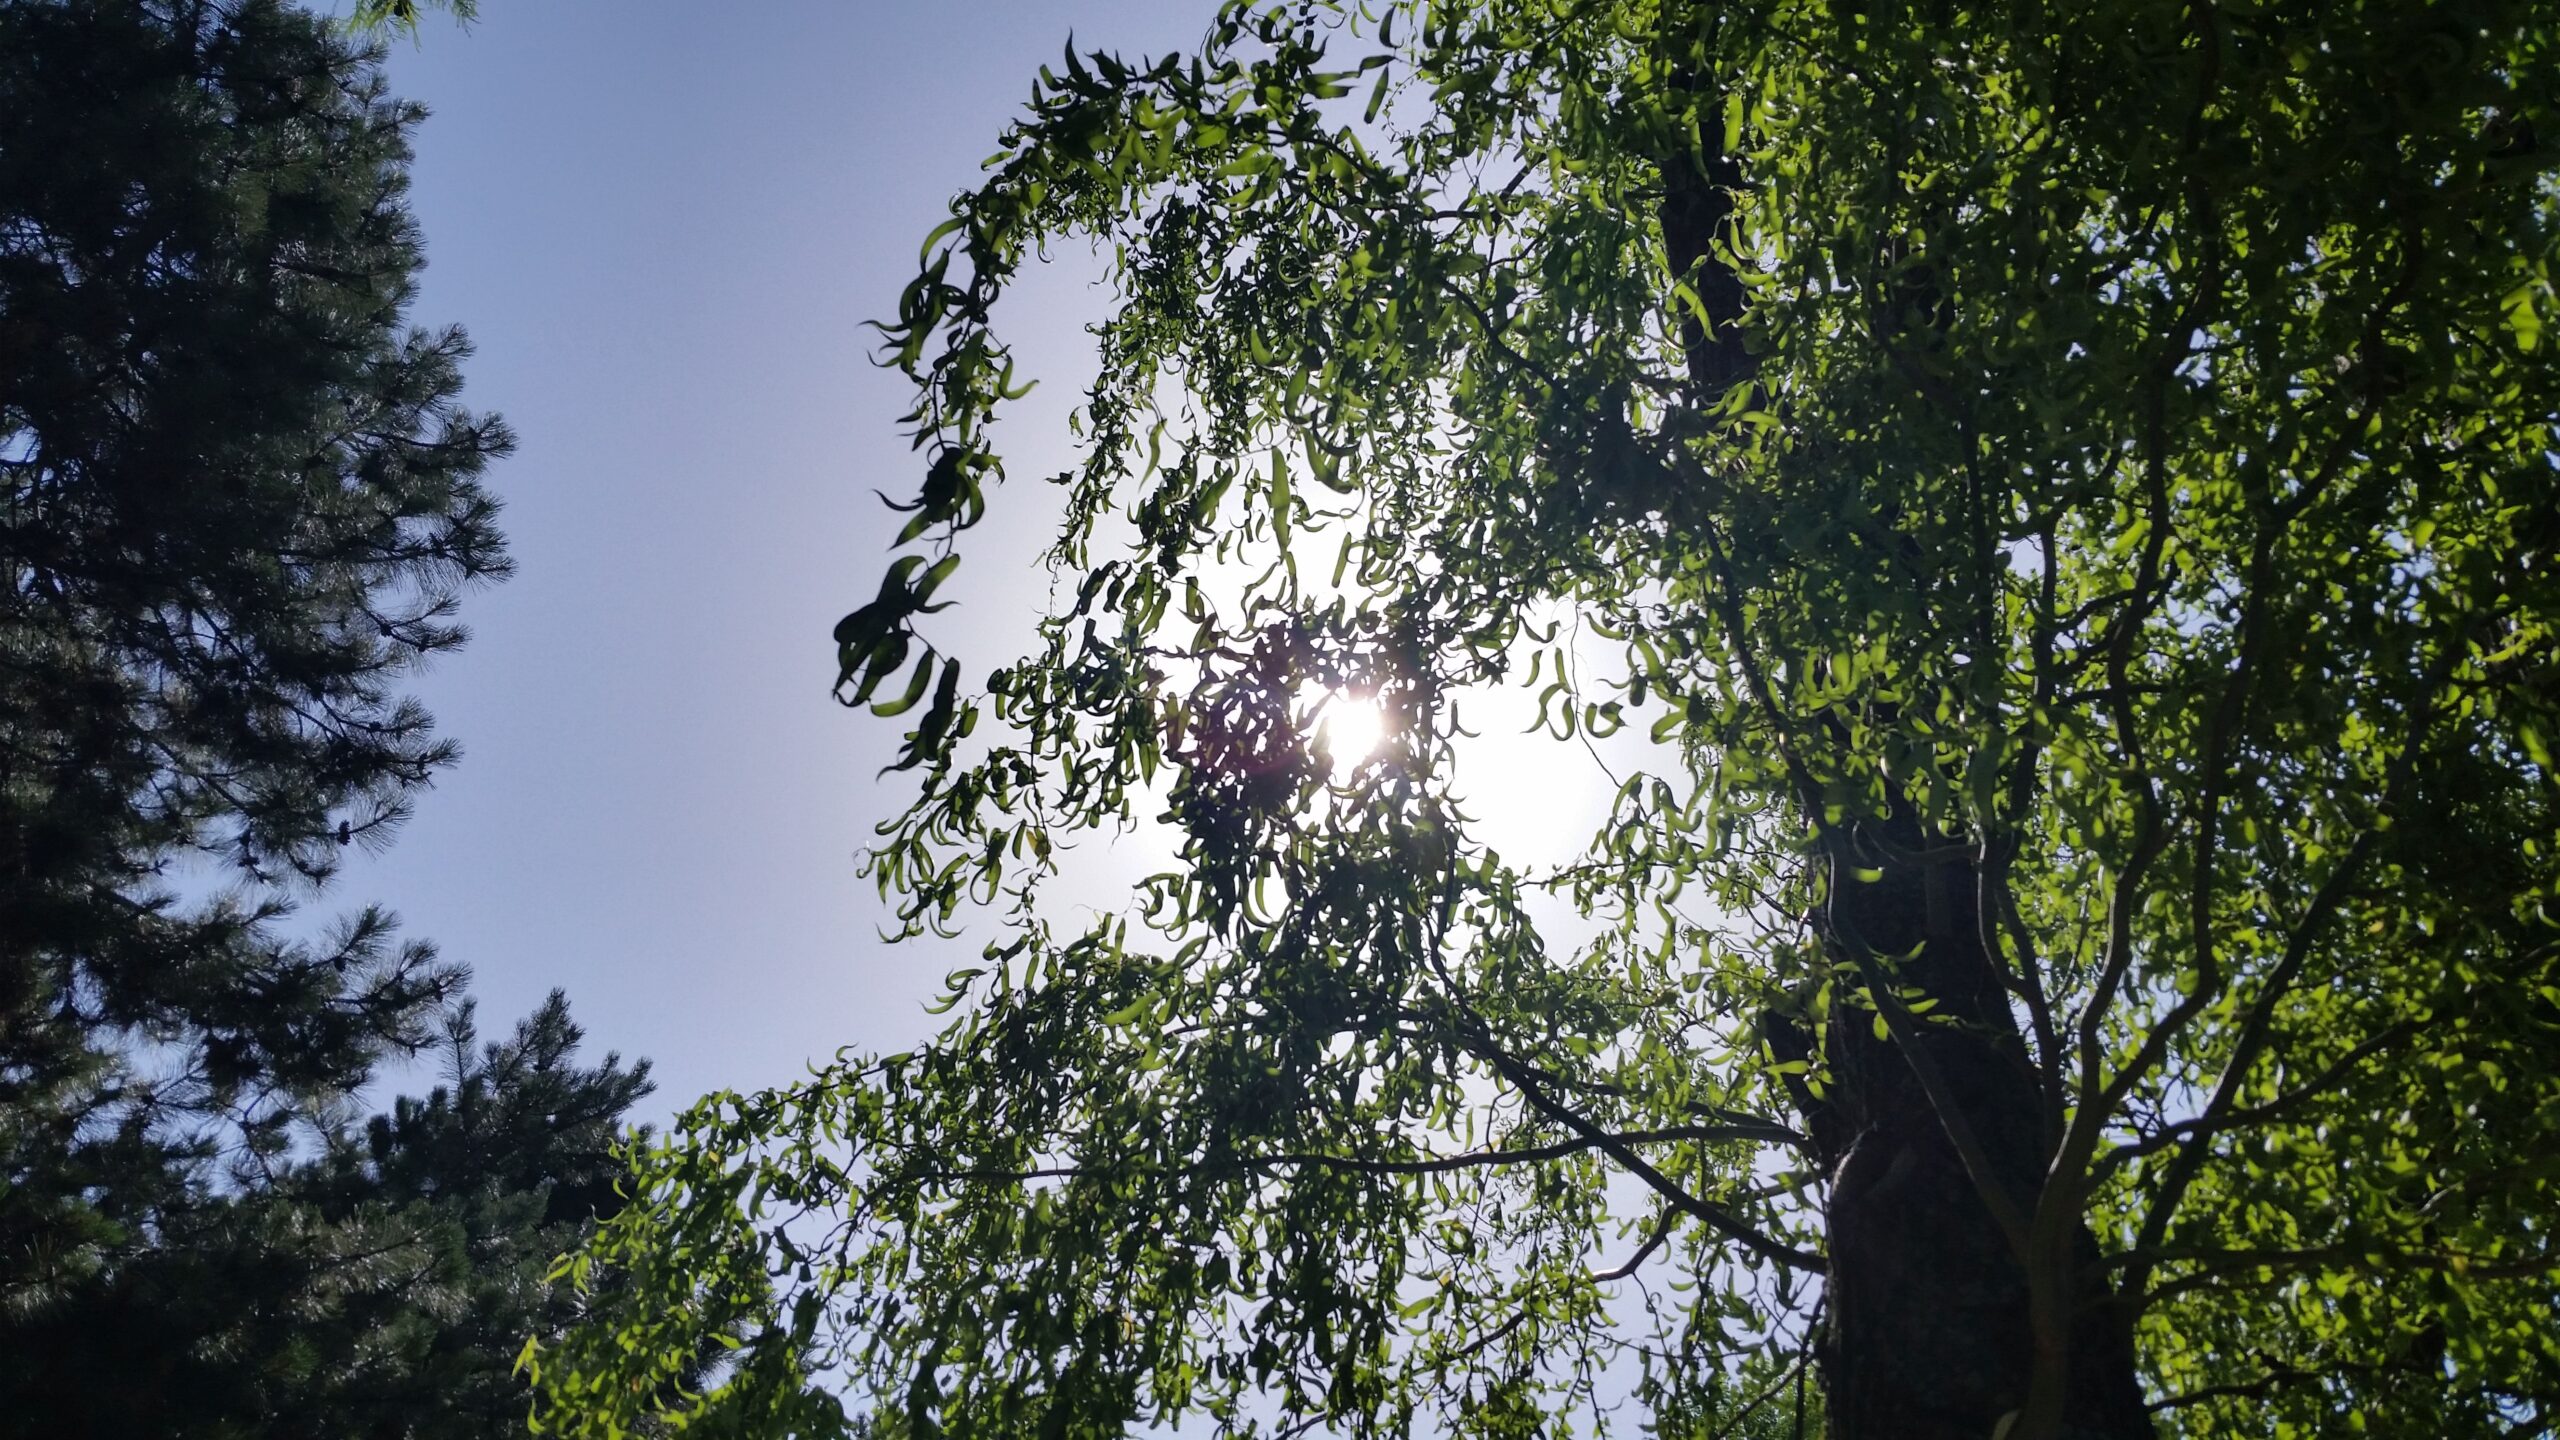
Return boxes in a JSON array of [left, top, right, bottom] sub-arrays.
[[0, 0, 507, 1301], [3, 992, 660, 1439], [0, 3, 654, 1433]]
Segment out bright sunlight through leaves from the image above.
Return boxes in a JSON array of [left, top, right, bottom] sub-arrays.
[[1315, 691, 1386, 776]]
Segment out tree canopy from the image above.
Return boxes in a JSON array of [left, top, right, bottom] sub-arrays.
[[5, 992, 664, 1439], [542, 1, 2560, 1436], [343, 0, 477, 38], [1, 0, 510, 1196], [1, 3, 668, 1433]]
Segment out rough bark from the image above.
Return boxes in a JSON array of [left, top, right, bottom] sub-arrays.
[[1657, 81, 2155, 1440], [1796, 819, 2152, 1440]]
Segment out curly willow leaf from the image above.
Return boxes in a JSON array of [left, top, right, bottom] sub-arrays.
[[541, 2, 2560, 1438]]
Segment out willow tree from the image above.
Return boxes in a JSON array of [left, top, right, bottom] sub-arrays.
[[542, 2, 2560, 1436]]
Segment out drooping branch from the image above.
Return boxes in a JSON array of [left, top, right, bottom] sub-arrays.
[[1479, 1043, 1827, 1275], [893, 1121, 1794, 1188]]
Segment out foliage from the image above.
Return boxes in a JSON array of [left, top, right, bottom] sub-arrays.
[[547, 1, 2560, 1436], [1, 0, 511, 1213], [2, 993, 664, 1439], [344, 0, 478, 37], [0, 2, 633, 1433]]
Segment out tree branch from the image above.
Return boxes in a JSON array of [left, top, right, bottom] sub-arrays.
[[1481, 1046, 1828, 1275], [900, 1121, 1788, 1188], [2094, 1019, 2417, 1181], [2131, 1241, 2560, 1303], [2144, 1360, 2329, 1414]]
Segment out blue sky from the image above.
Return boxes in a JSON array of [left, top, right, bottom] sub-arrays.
[[350, 2, 1228, 1111], [343, 15, 1704, 1406]]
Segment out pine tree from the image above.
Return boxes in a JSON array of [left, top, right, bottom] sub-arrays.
[[2, 992, 667, 1440], [0, 0, 508, 1317], [1, 5, 702, 1431]]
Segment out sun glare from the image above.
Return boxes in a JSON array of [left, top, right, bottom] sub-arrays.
[[1316, 693, 1388, 775]]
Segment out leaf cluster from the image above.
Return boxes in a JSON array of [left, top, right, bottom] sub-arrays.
[[550, 1, 2560, 1435]]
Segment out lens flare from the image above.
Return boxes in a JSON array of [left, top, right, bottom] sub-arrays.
[[1318, 694, 1387, 772]]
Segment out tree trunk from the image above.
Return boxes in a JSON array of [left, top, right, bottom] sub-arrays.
[[1780, 822, 2151, 1439], [1657, 77, 2154, 1436]]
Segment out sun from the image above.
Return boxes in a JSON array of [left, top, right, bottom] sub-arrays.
[[1315, 691, 1388, 774]]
